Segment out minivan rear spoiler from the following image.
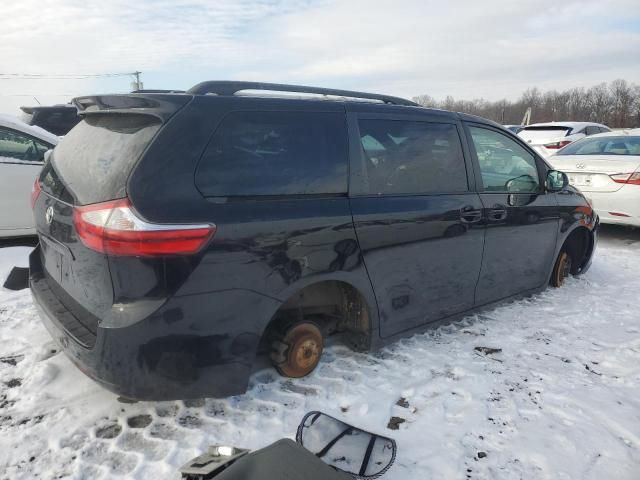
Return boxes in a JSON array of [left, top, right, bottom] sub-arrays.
[[73, 94, 191, 122]]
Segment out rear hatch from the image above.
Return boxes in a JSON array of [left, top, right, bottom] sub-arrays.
[[548, 154, 640, 192], [33, 94, 190, 341], [518, 126, 572, 156]]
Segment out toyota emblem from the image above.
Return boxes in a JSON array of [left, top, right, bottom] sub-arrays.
[[576, 163, 586, 169], [45, 206, 54, 225]]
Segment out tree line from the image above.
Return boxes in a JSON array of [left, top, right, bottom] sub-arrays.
[[412, 79, 640, 128]]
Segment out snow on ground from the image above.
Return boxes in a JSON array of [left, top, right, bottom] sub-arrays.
[[1, 227, 639, 480]]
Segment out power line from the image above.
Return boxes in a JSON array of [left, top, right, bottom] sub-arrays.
[[0, 72, 139, 80], [0, 94, 79, 97]]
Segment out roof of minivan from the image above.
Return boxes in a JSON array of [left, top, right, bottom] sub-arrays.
[[73, 88, 500, 130], [456, 111, 504, 128]]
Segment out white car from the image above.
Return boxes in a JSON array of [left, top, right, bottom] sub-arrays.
[[518, 122, 611, 158], [0, 115, 58, 237], [548, 131, 640, 227]]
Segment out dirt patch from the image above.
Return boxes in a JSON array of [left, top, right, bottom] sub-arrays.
[[95, 423, 122, 439], [127, 415, 152, 429], [387, 416, 406, 430]]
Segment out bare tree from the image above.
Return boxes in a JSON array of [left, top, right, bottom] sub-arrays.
[[411, 80, 639, 127], [610, 79, 635, 127], [633, 85, 640, 127], [587, 83, 611, 124], [412, 94, 438, 108]]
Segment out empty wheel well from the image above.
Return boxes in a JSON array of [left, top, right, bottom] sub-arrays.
[[561, 227, 592, 274], [261, 281, 372, 353]]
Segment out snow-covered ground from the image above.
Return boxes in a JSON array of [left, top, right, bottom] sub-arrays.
[[1, 226, 639, 480]]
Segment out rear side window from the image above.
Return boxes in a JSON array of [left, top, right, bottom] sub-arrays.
[[42, 114, 161, 205], [196, 111, 347, 197], [357, 119, 468, 195]]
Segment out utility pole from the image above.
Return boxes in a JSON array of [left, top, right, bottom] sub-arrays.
[[131, 71, 143, 91]]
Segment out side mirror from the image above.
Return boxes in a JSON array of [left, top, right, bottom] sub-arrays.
[[297, 411, 397, 478], [506, 174, 538, 193], [546, 170, 568, 192]]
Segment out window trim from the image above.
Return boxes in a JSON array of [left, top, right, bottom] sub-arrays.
[[0, 126, 53, 164], [462, 122, 546, 195], [347, 113, 475, 198], [194, 109, 350, 199]]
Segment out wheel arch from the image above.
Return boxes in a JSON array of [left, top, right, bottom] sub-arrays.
[[260, 273, 380, 353], [556, 224, 596, 275]]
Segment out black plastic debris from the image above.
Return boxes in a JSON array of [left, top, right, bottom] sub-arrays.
[[3, 267, 29, 291]]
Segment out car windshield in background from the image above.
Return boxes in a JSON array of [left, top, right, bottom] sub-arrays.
[[557, 136, 640, 156]]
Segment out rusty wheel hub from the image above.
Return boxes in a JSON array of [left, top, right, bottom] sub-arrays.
[[553, 251, 572, 287], [275, 322, 324, 378], [293, 337, 321, 371]]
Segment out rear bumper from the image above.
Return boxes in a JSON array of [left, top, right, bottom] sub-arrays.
[[586, 187, 640, 227], [30, 246, 274, 400]]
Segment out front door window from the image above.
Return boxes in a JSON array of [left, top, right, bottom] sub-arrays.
[[468, 126, 540, 193]]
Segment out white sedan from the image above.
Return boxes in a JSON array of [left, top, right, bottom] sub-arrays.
[[548, 131, 640, 227], [0, 115, 58, 237], [518, 122, 611, 158]]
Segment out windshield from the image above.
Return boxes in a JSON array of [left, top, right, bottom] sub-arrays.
[[556, 136, 640, 156], [41, 113, 161, 204]]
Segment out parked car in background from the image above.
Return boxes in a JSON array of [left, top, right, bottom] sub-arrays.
[[549, 131, 640, 227], [504, 124, 524, 134], [20, 104, 81, 136], [518, 122, 611, 158], [30, 82, 597, 400], [0, 115, 58, 237]]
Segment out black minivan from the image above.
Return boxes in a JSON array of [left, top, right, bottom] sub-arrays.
[[30, 82, 598, 400]]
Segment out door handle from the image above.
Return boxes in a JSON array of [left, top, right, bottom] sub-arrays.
[[460, 205, 482, 224], [488, 204, 508, 221]]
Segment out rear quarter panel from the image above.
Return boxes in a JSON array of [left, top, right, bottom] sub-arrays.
[[126, 97, 377, 378]]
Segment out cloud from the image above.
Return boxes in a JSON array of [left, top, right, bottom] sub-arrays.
[[0, 0, 638, 113]]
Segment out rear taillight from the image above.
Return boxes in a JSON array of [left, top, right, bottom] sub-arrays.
[[544, 140, 572, 150], [610, 172, 640, 186], [31, 179, 42, 209], [73, 198, 216, 256]]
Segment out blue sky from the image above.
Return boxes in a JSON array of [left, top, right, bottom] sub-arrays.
[[1, 0, 639, 113]]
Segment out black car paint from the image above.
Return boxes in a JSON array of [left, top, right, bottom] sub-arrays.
[[30, 94, 597, 400], [21, 105, 81, 136]]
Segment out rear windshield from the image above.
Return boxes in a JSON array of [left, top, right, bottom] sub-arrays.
[[41, 114, 160, 204], [557, 136, 640, 156], [520, 126, 571, 137]]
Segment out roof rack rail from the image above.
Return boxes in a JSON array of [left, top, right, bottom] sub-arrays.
[[187, 81, 419, 107], [131, 89, 186, 94]]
